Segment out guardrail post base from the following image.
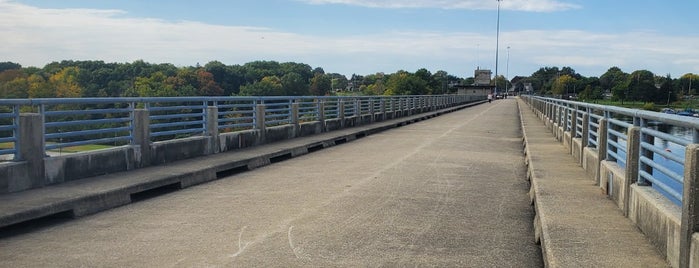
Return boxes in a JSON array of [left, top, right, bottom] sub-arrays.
[[318, 100, 326, 132], [623, 127, 641, 216], [256, 104, 266, 143], [680, 144, 699, 268], [206, 106, 219, 154], [595, 118, 608, 185], [133, 109, 152, 168], [18, 113, 45, 190]]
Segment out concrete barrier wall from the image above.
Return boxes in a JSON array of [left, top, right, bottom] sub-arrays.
[[0, 98, 480, 194], [521, 96, 699, 268]]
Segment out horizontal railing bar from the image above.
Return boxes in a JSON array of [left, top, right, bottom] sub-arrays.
[[46, 126, 132, 139], [45, 136, 131, 150]]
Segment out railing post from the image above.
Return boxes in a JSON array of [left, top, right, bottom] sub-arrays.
[[680, 143, 699, 268], [317, 100, 326, 132], [133, 109, 151, 168], [18, 113, 45, 190], [291, 101, 300, 126], [380, 98, 386, 121], [623, 126, 641, 215], [206, 105, 219, 154], [256, 103, 266, 142], [338, 100, 345, 128], [369, 99, 375, 123], [581, 112, 589, 148], [596, 117, 608, 184]]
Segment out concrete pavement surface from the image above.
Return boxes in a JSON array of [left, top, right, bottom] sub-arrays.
[[0, 99, 543, 267]]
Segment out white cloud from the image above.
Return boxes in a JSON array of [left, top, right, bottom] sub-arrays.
[[299, 0, 581, 12], [1, 0, 697, 77]]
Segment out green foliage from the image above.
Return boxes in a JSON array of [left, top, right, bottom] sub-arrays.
[[641, 102, 656, 111], [385, 70, 429, 95], [0, 59, 694, 104], [239, 76, 283, 96]]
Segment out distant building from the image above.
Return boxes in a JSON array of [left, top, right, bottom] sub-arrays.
[[474, 68, 492, 86], [455, 68, 494, 97]]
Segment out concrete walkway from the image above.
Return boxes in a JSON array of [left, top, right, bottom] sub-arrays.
[[1, 100, 542, 267], [517, 98, 669, 267]]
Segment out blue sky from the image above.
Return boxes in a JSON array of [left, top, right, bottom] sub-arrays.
[[2, 0, 698, 79]]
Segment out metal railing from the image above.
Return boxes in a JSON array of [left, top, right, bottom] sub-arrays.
[[0, 94, 481, 161], [523, 95, 699, 206]]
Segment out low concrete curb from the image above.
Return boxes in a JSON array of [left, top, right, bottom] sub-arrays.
[[517, 98, 669, 267], [0, 101, 483, 230]]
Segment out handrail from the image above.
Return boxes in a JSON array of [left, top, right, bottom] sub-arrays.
[[522, 95, 699, 206], [0, 94, 481, 161]]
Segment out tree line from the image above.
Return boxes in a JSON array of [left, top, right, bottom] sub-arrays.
[[0, 60, 462, 99], [512, 66, 698, 104], [1, 60, 697, 105]]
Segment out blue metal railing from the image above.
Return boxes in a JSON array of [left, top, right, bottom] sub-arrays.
[[215, 98, 256, 132], [0, 95, 481, 161], [524, 95, 699, 206], [0, 102, 21, 160]]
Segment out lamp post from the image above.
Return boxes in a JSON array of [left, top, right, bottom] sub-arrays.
[[506, 46, 510, 96], [494, 0, 502, 96]]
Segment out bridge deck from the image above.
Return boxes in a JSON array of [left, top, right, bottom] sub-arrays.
[[0, 98, 669, 267]]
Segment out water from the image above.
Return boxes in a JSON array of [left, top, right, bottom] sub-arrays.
[[648, 124, 692, 206], [609, 123, 692, 206]]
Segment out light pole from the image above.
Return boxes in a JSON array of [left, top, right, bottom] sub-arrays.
[[506, 46, 510, 96], [494, 0, 502, 96]]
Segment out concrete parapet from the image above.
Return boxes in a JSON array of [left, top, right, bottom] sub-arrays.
[[0, 162, 30, 193], [298, 121, 322, 137], [629, 184, 681, 267], [690, 233, 699, 267], [151, 136, 209, 165], [563, 131, 572, 152], [582, 147, 601, 183], [600, 160, 626, 209], [44, 146, 137, 184], [571, 138, 583, 164], [265, 125, 297, 144], [218, 129, 259, 152]]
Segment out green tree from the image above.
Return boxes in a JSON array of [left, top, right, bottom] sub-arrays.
[[679, 73, 699, 97], [627, 70, 656, 102], [552, 74, 577, 97], [239, 76, 283, 96], [309, 73, 331, 96], [281, 72, 308, 96], [385, 71, 428, 95], [27, 73, 53, 98], [600, 67, 628, 101], [50, 67, 83, 98]]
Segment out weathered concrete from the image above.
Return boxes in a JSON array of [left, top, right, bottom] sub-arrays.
[[0, 101, 482, 229], [582, 147, 601, 183], [0, 99, 541, 267], [518, 98, 669, 267], [681, 144, 699, 268], [600, 160, 628, 209], [18, 113, 44, 191], [629, 184, 681, 267]]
